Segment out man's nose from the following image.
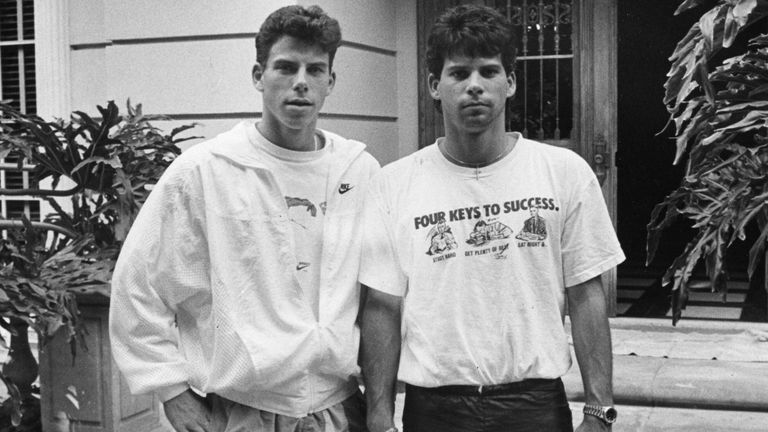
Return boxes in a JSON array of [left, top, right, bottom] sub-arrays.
[[293, 67, 309, 92], [467, 71, 483, 95]]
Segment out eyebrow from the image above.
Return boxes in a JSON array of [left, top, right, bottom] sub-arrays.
[[444, 64, 470, 71], [444, 63, 503, 71], [271, 58, 328, 67]]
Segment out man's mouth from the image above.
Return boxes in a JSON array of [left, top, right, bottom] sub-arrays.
[[286, 99, 313, 107], [462, 101, 487, 109]]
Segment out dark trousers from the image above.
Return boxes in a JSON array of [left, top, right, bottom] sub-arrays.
[[402, 378, 573, 432]]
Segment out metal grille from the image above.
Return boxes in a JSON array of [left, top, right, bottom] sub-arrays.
[[489, 0, 575, 141]]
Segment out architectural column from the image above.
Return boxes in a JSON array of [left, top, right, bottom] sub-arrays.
[[34, 0, 71, 119]]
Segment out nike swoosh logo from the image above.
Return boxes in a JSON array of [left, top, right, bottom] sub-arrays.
[[338, 184, 354, 194]]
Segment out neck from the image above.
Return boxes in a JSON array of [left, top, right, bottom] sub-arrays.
[[441, 122, 511, 166], [257, 117, 318, 152]]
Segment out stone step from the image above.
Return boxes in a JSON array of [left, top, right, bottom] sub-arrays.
[[563, 354, 768, 411]]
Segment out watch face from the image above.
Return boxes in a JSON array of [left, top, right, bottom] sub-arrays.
[[605, 407, 618, 422]]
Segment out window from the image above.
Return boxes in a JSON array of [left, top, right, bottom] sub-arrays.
[[1, 0, 38, 222], [0, 0, 35, 114]]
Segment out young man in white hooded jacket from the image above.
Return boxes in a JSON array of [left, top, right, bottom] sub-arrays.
[[109, 5, 379, 432]]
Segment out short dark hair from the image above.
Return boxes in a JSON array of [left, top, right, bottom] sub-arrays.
[[426, 5, 516, 78], [255, 5, 342, 70]]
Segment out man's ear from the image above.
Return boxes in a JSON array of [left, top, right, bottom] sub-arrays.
[[506, 71, 517, 99], [252, 64, 264, 92], [326, 70, 336, 96], [428, 73, 440, 100]]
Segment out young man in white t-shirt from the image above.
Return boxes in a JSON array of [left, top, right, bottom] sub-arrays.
[[109, 6, 379, 432], [359, 5, 624, 432]]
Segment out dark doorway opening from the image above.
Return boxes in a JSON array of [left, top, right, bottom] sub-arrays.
[[616, 1, 767, 322]]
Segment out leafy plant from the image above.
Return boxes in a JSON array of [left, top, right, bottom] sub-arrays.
[[0, 100, 197, 427], [647, 0, 768, 324]]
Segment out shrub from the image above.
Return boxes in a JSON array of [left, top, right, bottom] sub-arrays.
[[0, 100, 197, 427]]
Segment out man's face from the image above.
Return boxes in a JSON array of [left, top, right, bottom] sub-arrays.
[[429, 54, 515, 134], [530, 207, 539, 217], [436, 221, 446, 234], [254, 36, 335, 133]]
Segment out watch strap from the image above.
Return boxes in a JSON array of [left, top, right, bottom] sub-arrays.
[[583, 404, 617, 424]]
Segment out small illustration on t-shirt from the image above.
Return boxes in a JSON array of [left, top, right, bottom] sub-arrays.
[[286, 196, 328, 223], [286, 196, 323, 272], [515, 206, 547, 241], [286, 196, 318, 219], [466, 220, 513, 247], [426, 218, 458, 255]]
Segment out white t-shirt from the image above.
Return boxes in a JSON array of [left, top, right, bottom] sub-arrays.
[[250, 125, 330, 317], [359, 133, 625, 387]]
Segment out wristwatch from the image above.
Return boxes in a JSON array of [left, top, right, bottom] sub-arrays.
[[383, 429, 399, 432], [583, 404, 618, 424]]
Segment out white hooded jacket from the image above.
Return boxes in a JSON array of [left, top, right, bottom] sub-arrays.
[[109, 122, 379, 417]]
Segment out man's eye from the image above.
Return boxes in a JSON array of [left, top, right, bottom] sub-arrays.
[[275, 64, 295, 72], [482, 69, 500, 78], [450, 71, 468, 79]]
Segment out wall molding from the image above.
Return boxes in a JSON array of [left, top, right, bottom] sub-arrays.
[[71, 33, 396, 58], [87, 112, 398, 122]]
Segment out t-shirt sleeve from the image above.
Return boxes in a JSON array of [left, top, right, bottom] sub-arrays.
[[359, 176, 407, 296], [561, 159, 625, 287]]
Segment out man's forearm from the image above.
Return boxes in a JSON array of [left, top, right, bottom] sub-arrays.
[[360, 285, 402, 431], [568, 276, 614, 406]]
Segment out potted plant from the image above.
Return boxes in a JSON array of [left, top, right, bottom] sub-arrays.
[[647, 0, 768, 323], [0, 100, 197, 430]]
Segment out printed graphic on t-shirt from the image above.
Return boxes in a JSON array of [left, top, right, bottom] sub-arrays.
[[285, 196, 325, 271], [426, 218, 458, 256], [413, 196, 559, 262], [286, 196, 318, 222], [466, 220, 512, 247], [515, 206, 548, 241]]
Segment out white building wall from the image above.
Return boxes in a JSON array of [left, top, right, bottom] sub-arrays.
[[65, 0, 416, 165]]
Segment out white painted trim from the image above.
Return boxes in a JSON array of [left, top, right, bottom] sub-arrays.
[[395, 0, 418, 160], [34, 0, 71, 119]]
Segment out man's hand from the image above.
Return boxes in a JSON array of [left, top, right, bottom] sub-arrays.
[[163, 389, 213, 432], [366, 409, 396, 432], [366, 415, 395, 432], [575, 415, 611, 432]]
